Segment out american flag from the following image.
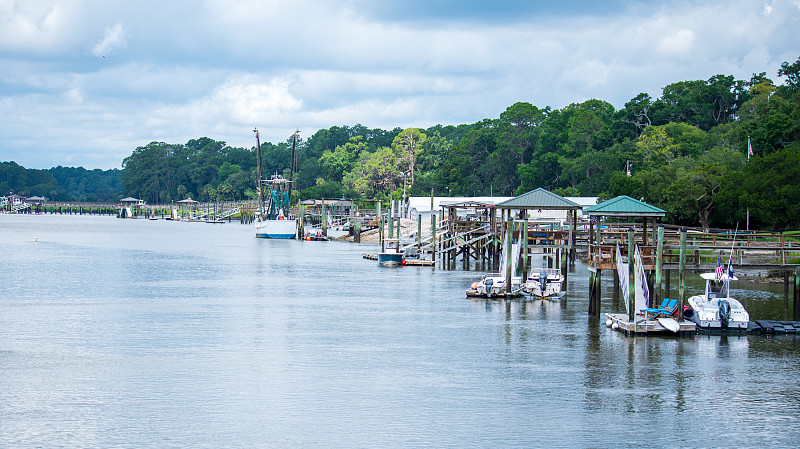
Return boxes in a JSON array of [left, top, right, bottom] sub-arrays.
[[748, 137, 753, 156], [716, 256, 724, 280]]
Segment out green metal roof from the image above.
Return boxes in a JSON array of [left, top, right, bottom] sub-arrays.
[[583, 195, 666, 217], [495, 188, 582, 210]]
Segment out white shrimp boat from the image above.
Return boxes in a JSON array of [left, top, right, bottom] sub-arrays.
[[253, 127, 298, 239]]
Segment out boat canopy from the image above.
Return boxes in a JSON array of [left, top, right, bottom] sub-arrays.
[[699, 272, 738, 281]]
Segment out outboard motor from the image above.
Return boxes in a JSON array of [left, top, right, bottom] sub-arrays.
[[719, 299, 731, 328], [539, 271, 547, 293], [484, 278, 493, 297]]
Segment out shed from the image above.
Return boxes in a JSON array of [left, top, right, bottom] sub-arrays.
[[495, 188, 583, 245], [583, 195, 666, 245]]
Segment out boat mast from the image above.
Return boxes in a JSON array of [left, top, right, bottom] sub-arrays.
[[254, 127, 264, 216], [289, 128, 299, 183]]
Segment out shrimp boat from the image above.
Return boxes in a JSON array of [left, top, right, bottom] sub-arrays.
[[525, 268, 564, 299], [687, 271, 750, 330], [254, 127, 298, 239]]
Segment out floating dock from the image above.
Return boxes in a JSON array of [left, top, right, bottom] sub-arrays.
[[606, 313, 800, 336], [605, 313, 697, 335], [361, 253, 434, 266]]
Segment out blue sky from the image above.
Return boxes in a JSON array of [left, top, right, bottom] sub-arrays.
[[1, 0, 798, 169]]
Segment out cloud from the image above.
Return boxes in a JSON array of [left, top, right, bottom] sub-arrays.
[[92, 22, 127, 57], [1, 0, 799, 169], [657, 29, 697, 57]]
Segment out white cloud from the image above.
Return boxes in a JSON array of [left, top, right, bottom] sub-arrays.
[[92, 22, 127, 57], [657, 28, 697, 57], [1, 0, 799, 169]]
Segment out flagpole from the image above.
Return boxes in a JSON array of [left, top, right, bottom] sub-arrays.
[[746, 136, 752, 231]]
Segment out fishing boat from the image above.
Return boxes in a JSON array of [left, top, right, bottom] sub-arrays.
[[377, 238, 404, 266], [466, 237, 523, 298], [467, 275, 523, 298], [254, 127, 298, 239], [525, 268, 564, 299], [687, 271, 750, 330]]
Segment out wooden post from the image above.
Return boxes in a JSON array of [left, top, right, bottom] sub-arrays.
[[794, 267, 800, 321], [655, 224, 664, 307], [628, 228, 635, 322], [431, 215, 437, 263], [561, 245, 568, 293], [417, 214, 422, 250], [354, 220, 361, 243], [679, 229, 687, 312], [388, 215, 394, 239], [505, 218, 513, 293], [522, 218, 528, 279], [380, 218, 385, 252], [396, 215, 401, 243], [322, 200, 328, 237], [784, 272, 790, 316]]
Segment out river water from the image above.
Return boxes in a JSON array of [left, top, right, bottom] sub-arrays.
[[1, 214, 798, 448]]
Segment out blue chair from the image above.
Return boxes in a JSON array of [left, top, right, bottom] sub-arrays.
[[642, 299, 678, 321], [641, 298, 669, 317]]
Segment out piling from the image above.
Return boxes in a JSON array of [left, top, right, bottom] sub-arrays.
[[655, 224, 664, 307], [679, 228, 687, 312], [505, 218, 512, 293], [522, 218, 528, 278], [431, 215, 437, 263], [627, 228, 635, 322], [417, 214, 422, 250], [794, 267, 800, 321]]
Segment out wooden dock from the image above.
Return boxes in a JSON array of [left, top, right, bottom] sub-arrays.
[[605, 313, 697, 335], [361, 253, 434, 266]]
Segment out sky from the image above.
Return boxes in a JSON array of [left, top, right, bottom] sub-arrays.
[[1, 0, 798, 170]]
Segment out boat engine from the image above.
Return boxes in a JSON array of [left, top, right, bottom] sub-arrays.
[[719, 299, 731, 328], [484, 278, 493, 297]]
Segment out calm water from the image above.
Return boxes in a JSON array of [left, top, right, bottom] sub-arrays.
[[1, 214, 799, 448]]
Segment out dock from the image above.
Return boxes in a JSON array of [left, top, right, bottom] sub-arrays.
[[361, 253, 434, 266], [605, 313, 697, 335]]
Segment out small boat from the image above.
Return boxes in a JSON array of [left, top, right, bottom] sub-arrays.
[[149, 214, 158, 221], [524, 268, 564, 299], [377, 238, 404, 266], [466, 275, 524, 298], [687, 272, 749, 330]]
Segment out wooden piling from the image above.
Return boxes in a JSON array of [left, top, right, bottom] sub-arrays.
[[627, 228, 635, 322], [522, 218, 528, 278], [794, 267, 800, 321], [679, 229, 687, 312], [417, 214, 422, 250], [431, 215, 437, 263], [505, 218, 512, 293], [655, 224, 664, 307]]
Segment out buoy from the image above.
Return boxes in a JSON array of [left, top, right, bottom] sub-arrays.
[[605, 319, 613, 327], [612, 322, 620, 330], [34, 237, 38, 242]]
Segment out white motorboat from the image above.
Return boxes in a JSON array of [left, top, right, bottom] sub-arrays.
[[687, 272, 749, 329], [525, 268, 564, 299], [467, 275, 523, 298]]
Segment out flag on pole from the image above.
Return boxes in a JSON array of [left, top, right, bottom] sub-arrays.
[[748, 137, 753, 157], [715, 256, 724, 281], [727, 255, 734, 279]]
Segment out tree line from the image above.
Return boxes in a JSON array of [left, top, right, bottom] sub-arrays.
[[2, 56, 798, 230]]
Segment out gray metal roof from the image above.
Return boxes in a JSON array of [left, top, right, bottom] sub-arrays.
[[495, 188, 582, 210], [583, 195, 666, 217]]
